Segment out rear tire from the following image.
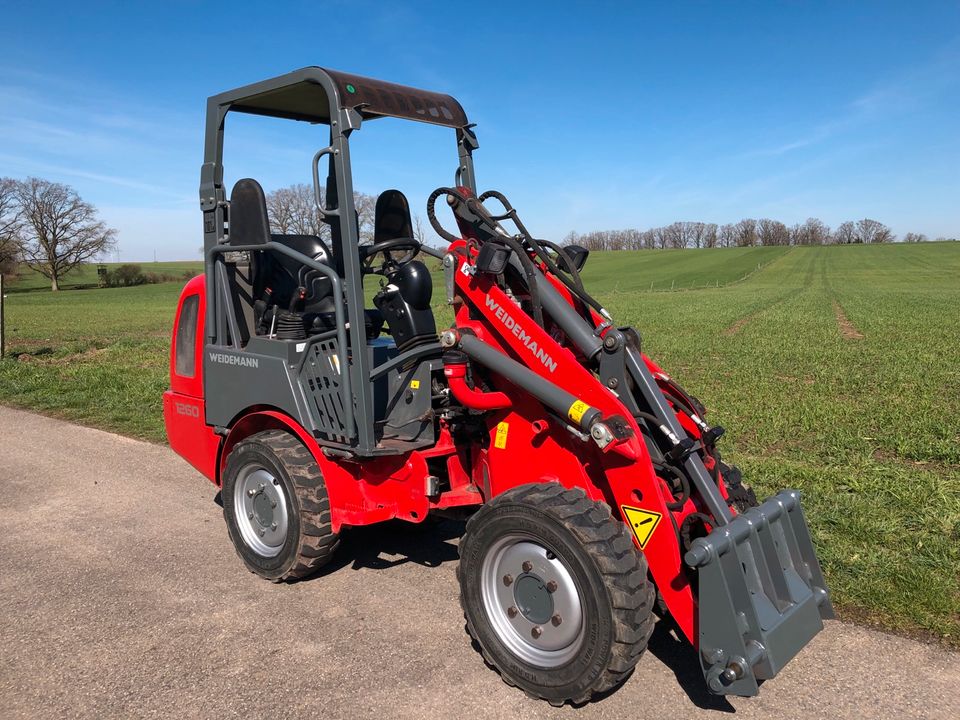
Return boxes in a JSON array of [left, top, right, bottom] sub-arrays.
[[222, 430, 338, 581], [457, 483, 655, 705]]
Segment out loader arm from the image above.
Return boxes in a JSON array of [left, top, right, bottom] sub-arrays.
[[437, 187, 833, 696]]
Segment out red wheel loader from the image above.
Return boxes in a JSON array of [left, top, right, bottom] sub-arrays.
[[164, 67, 833, 705]]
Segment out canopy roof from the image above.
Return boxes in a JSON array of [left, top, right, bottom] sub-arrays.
[[212, 66, 469, 129]]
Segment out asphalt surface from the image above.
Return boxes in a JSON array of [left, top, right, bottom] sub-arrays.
[[1, 405, 958, 719]]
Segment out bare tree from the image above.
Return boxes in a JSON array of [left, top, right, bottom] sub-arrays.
[[353, 191, 376, 244], [412, 213, 427, 243], [903, 232, 927, 243], [791, 218, 831, 246], [0, 177, 21, 278], [683, 222, 710, 249], [265, 183, 328, 239], [702, 223, 719, 248], [716, 223, 736, 248], [264, 183, 378, 244], [733, 218, 758, 247], [14, 178, 116, 291], [855, 218, 894, 244], [757, 218, 790, 246], [834, 221, 856, 245]]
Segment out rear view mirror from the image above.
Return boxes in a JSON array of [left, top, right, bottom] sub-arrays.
[[476, 242, 511, 274], [560, 244, 589, 272]]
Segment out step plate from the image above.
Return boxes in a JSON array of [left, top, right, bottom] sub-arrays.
[[685, 489, 834, 696]]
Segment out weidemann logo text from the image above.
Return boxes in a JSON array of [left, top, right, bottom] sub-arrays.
[[208, 352, 259, 369], [484, 294, 557, 372]]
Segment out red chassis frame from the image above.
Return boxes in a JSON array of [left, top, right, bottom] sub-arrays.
[[164, 239, 737, 647]]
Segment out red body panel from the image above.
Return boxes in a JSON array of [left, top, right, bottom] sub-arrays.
[[163, 275, 219, 480]]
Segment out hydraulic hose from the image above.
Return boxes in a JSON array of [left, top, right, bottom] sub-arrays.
[[536, 238, 585, 292], [493, 233, 545, 327], [656, 462, 691, 511], [442, 353, 512, 411], [477, 190, 608, 320], [426, 186, 462, 242], [428, 187, 545, 326]]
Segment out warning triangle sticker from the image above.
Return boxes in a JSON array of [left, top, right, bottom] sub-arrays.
[[620, 505, 663, 550]]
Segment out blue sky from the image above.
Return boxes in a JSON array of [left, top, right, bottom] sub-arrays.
[[1, 1, 958, 260]]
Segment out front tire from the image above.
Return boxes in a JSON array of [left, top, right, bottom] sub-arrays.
[[222, 430, 338, 581], [457, 483, 655, 705]]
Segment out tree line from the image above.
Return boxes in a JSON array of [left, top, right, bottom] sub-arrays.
[[2, 176, 951, 293], [563, 218, 945, 251], [1, 177, 116, 291]]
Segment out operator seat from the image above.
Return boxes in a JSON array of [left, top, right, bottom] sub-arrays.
[[229, 178, 334, 311], [229, 178, 385, 340], [371, 190, 437, 352]]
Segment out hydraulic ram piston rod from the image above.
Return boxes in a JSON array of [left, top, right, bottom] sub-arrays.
[[459, 334, 601, 432]]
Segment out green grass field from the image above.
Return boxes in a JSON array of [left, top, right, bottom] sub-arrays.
[[7, 261, 202, 292], [2, 243, 958, 644]]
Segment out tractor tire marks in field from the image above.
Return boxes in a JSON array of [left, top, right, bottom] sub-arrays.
[[819, 249, 865, 340], [720, 287, 804, 336], [832, 301, 864, 340], [720, 250, 817, 337]]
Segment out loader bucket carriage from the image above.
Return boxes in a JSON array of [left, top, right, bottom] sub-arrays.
[[164, 67, 833, 704]]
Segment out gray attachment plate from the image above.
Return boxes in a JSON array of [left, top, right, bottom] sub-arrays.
[[685, 489, 834, 696]]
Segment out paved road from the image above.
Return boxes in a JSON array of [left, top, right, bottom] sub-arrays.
[[1, 406, 957, 719]]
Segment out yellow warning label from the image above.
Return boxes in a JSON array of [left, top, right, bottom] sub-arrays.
[[494, 421, 509, 449], [409, 379, 421, 389], [567, 400, 590, 424], [620, 505, 662, 550]]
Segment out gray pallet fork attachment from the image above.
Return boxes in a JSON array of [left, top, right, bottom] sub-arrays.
[[608, 337, 832, 696], [685, 490, 834, 696]]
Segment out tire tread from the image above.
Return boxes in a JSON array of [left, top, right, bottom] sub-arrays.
[[459, 483, 656, 705], [227, 430, 339, 582]]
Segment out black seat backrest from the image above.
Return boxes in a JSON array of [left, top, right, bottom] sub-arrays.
[[229, 178, 271, 246], [374, 189, 413, 242], [228, 179, 335, 327]]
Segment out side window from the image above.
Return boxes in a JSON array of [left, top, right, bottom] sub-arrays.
[[175, 295, 200, 377]]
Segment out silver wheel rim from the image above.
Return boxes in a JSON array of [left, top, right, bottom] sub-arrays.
[[233, 465, 289, 557], [480, 534, 585, 668]]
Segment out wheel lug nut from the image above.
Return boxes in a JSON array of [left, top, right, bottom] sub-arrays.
[[522, 560, 533, 573], [502, 574, 513, 586], [247, 512, 253, 519], [271, 501, 277, 509], [273, 479, 279, 486], [551, 613, 562, 626], [531, 626, 542, 639], [507, 606, 518, 618], [247, 489, 256, 497], [546, 580, 558, 593], [546, 551, 556, 560], [271, 522, 277, 531], [258, 529, 265, 537]]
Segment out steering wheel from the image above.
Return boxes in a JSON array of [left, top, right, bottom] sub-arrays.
[[359, 236, 421, 275]]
